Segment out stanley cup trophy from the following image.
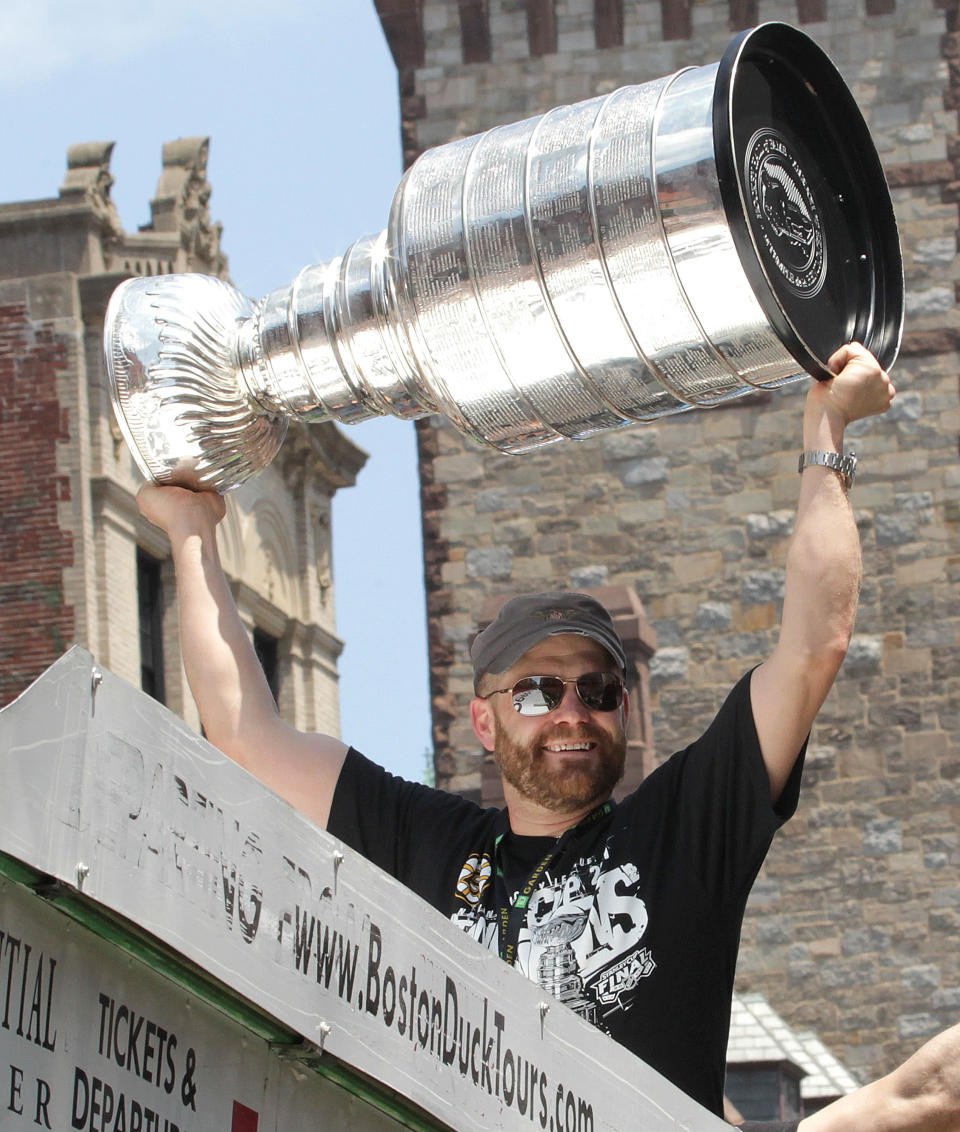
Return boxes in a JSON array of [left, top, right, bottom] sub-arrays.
[[105, 23, 904, 492]]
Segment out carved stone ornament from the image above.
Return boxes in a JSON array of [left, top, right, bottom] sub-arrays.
[[59, 141, 124, 240], [149, 137, 226, 275]]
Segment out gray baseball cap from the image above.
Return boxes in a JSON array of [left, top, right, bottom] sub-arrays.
[[471, 591, 627, 689]]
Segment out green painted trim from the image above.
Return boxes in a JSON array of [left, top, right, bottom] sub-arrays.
[[311, 1058, 451, 1132], [0, 850, 293, 1042], [0, 852, 450, 1131], [0, 851, 40, 888]]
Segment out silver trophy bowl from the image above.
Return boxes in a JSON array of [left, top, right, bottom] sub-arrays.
[[105, 23, 903, 492]]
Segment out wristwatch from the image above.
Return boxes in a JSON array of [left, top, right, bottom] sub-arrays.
[[798, 449, 858, 490]]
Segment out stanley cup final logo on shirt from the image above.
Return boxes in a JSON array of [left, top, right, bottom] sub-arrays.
[[521, 855, 656, 1022], [451, 846, 656, 1030]]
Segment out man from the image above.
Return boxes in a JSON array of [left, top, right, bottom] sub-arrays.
[[736, 1017, 960, 1131], [136, 342, 894, 1116]]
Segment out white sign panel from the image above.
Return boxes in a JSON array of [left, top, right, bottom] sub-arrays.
[[0, 877, 412, 1131], [0, 649, 724, 1132]]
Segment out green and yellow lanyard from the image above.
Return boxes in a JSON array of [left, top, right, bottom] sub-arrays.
[[494, 801, 612, 967]]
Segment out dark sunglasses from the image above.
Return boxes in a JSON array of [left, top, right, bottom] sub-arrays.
[[482, 672, 625, 717]]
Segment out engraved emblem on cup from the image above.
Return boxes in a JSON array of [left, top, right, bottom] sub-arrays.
[[104, 23, 903, 492], [746, 129, 827, 298]]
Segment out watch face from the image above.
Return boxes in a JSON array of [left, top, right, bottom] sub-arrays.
[[843, 453, 857, 486]]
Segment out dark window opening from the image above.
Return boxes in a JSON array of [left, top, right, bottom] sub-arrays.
[[725, 1065, 803, 1122], [254, 628, 280, 705], [137, 550, 165, 704]]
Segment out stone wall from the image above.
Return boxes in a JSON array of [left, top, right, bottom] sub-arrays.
[[375, 0, 960, 1083]]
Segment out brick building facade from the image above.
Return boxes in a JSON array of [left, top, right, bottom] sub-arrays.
[[374, 0, 960, 1085], [0, 139, 365, 737]]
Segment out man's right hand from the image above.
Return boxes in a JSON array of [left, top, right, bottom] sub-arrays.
[[137, 482, 226, 540]]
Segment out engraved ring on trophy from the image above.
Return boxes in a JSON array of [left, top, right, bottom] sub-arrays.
[[104, 22, 903, 492]]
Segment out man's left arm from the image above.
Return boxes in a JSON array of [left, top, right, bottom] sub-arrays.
[[750, 343, 896, 804], [734, 1021, 960, 1130]]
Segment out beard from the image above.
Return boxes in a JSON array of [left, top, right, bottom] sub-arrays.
[[492, 718, 626, 814]]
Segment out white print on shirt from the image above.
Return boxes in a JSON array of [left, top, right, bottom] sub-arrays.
[[451, 845, 655, 1028]]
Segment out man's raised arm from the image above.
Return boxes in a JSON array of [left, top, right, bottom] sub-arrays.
[[137, 484, 348, 828], [798, 1019, 960, 1132], [751, 342, 896, 803]]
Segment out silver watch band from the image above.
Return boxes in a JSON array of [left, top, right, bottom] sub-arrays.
[[798, 449, 858, 489]]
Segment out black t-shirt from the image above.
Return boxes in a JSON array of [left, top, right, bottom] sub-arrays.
[[329, 670, 803, 1116]]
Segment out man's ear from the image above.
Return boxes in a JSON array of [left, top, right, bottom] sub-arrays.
[[470, 697, 496, 752]]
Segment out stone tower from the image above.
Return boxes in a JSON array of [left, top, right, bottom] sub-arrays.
[[0, 139, 366, 736], [374, 0, 960, 1085]]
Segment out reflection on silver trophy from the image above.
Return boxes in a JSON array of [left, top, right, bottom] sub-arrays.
[[104, 23, 903, 492]]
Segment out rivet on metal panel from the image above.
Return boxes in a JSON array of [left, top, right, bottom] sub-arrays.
[[90, 665, 103, 710], [76, 863, 90, 889]]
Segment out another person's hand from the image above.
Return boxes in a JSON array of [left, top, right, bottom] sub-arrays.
[[136, 483, 226, 538], [809, 341, 896, 426]]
